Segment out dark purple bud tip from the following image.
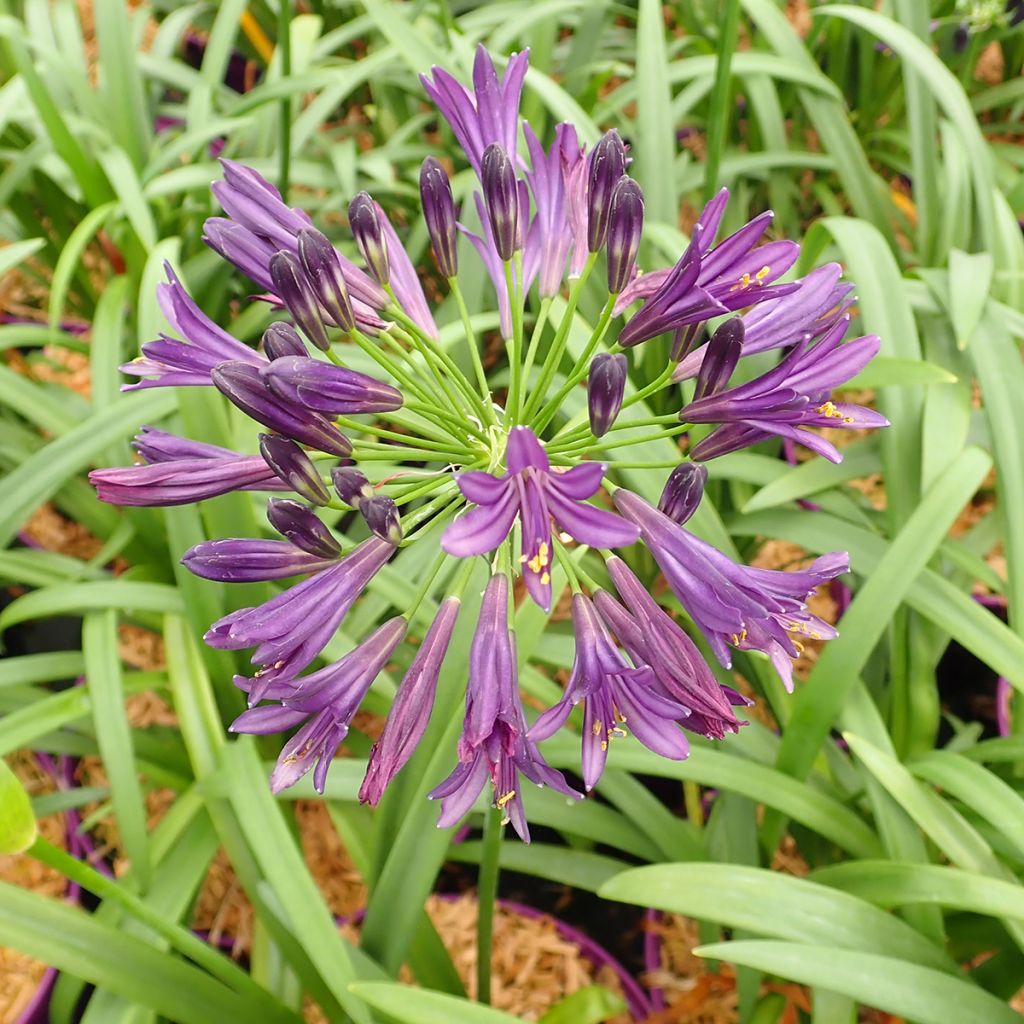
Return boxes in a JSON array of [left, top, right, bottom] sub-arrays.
[[211, 360, 352, 457], [266, 498, 341, 559], [262, 322, 308, 360], [269, 251, 330, 352], [588, 352, 628, 437], [361, 494, 403, 545], [481, 143, 520, 262], [258, 434, 330, 506], [587, 130, 627, 252], [349, 192, 390, 285], [332, 466, 373, 507], [606, 176, 644, 295], [298, 228, 356, 333], [420, 156, 458, 279], [658, 462, 708, 525], [692, 318, 744, 402]]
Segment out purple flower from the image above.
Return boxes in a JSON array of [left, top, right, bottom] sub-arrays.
[[429, 575, 578, 841], [266, 498, 341, 558], [481, 144, 521, 262], [360, 596, 461, 804], [441, 427, 639, 612], [205, 536, 395, 701], [231, 617, 407, 794], [673, 263, 852, 382], [211, 360, 353, 457], [262, 322, 309, 360], [120, 265, 264, 390], [421, 46, 529, 177], [260, 356, 403, 416], [605, 176, 644, 294], [182, 539, 338, 582], [298, 228, 356, 333], [530, 594, 691, 790], [90, 429, 283, 507], [360, 495, 403, 545], [682, 318, 887, 463], [375, 204, 440, 339], [598, 560, 750, 738], [349, 192, 390, 285], [616, 189, 799, 347], [587, 130, 627, 252], [270, 250, 331, 351], [523, 123, 576, 297], [613, 490, 847, 690]]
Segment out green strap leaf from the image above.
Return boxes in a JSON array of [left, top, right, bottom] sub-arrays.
[[0, 758, 37, 853], [349, 982, 521, 1023]]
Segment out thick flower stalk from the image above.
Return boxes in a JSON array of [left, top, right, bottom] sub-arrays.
[[92, 46, 887, 840]]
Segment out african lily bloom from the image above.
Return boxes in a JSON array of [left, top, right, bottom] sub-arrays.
[[93, 45, 886, 840]]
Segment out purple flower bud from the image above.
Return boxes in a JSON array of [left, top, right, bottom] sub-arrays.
[[349, 192, 390, 285], [658, 462, 708, 525], [587, 130, 627, 252], [360, 595, 461, 804], [261, 356, 403, 416], [211, 360, 352, 457], [182, 539, 337, 582], [266, 497, 341, 559], [953, 23, 969, 52], [298, 227, 356, 333], [587, 353, 627, 437], [361, 494, 403, 545], [262, 322, 307, 360], [269, 251, 330, 352], [692, 318, 744, 401], [420, 157, 458, 278], [606, 177, 644, 294], [258, 433, 330, 506], [481, 143, 520, 261], [332, 466, 373, 507]]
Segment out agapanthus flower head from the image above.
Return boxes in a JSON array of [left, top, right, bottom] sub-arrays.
[[94, 44, 888, 840]]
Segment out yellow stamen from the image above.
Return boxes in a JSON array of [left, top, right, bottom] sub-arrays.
[[496, 789, 516, 808]]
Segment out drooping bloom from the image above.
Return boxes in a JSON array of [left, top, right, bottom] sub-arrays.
[[429, 574, 578, 841], [681, 317, 888, 463], [181, 538, 338, 582], [205, 536, 395, 701], [530, 594, 691, 790], [261, 356, 403, 416], [91, 429, 284, 507], [616, 189, 799, 347], [231, 617, 407, 793], [441, 427, 639, 612], [360, 596, 461, 804], [613, 490, 847, 690], [120, 265, 264, 390]]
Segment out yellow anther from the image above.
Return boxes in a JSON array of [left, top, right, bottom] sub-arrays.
[[496, 789, 516, 808], [816, 401, 843, 419], [600, 741, 608, 751], [592, 721, 603, 736], [731, 628, 748, 645], [755, 264, 771, 282], [540, 571, 550, 585]]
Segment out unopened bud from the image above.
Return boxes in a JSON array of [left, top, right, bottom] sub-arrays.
[[258, 434, 330, 506], [262, 322, 307, 360], [332, 466, 373, 507], [361, 495, 403, 545], [692, 318, 744, 401], [658, 462, 707, 525], [266, 498, 341, 559], [587, 130, 627, 252], [269, 250, 330, 351], [587, 353, 627, 438], [420, 157, 458, 279], [481, 144, 520, 262], [349, 192, 390, 285], [605, 177, 644, 295], [298, 228, 355, 332]]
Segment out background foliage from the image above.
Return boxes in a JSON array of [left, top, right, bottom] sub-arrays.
[[2, 1, 1024, 1021]]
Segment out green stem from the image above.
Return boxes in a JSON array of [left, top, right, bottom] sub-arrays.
[[523, 254, 597, 421], [552, 537, 582, 593], [503, 259, 525, 427], [352, 446, 468, 463], [517, 296, 552, 421], [558, 423, 689, 456], [532, 293, 617, 434], [29, 837, 272, 1005], [278, 1, 292, 197], [450, 280, 496, 422], [406, 549, 451, 621], [547, 413, 682, 454], [401, 490, 463, 541], [703, 0, 741, 204], [335, 416, 474, 454], [476, 805, 504, 1005]]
